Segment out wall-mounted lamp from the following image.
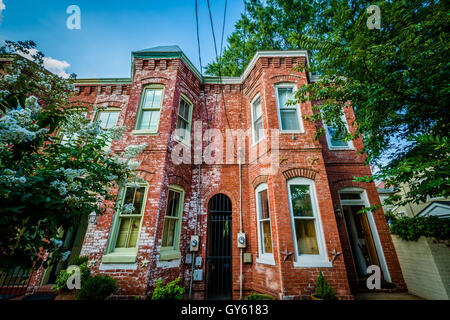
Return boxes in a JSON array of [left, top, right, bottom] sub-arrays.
[[88, 212, 98, 225], [334, 205, 343, 219]]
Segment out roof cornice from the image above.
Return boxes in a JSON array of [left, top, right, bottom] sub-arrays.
[[75, 48, 311, 86]]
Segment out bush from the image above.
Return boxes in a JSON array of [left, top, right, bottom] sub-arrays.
[[53, 262, 90, 291], [76, 275, 119, 300], [69, 256, 89, 266], [386, 214, 450, 241], [151, 277, 185, 300], [313, 271, 337, 300], [245, 292, 275, 300]]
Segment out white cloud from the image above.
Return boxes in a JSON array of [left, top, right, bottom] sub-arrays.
[[0, 0, 6, 23], [18, 49, 71, 79]]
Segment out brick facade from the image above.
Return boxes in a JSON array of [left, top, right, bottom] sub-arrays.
[[28, 46, 406, 299]]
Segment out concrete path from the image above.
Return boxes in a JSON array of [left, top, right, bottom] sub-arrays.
[[354, 292, 424, 300]]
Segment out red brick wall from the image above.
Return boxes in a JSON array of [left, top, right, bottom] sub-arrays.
[[28, 52, 405, 299]]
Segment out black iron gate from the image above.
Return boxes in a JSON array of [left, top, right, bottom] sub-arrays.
[[0, 266, 32, 300], [206, 194, 232, 299]]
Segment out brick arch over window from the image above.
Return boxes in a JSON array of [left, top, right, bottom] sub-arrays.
[[140, 77, 171, 86], [281, 167, 317, 180], [270, 75, 303, 82], [252, 175, 269, 189], [94, 100, 124, 108], [332, 178, 371, 191], [167, 175, 190, 192], [135, 169, 155, 182]]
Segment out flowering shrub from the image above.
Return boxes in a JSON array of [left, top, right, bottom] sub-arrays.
[[0, 41, 146, 269]]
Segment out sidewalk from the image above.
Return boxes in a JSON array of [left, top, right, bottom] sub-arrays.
[[354, 292, 424, 300]]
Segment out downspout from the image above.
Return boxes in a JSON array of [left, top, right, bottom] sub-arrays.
[[238, 147, 243, 300]]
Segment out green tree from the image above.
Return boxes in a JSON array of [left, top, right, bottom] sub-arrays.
[[0, 41, 146, 269], [208, 0, 450, 208]]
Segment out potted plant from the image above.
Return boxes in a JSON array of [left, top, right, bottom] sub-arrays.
[[311, 271, 340, 300]]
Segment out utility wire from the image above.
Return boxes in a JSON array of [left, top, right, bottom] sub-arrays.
[[206, 0, 232, 130]]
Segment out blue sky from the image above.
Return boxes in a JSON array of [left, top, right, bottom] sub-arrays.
[[0, 0, 245, 78]]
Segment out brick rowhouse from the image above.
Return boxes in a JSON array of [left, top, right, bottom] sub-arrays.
[[28, 46, 406, 299]]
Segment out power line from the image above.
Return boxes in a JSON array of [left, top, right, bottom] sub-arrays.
[[206, 0, 232, 130]]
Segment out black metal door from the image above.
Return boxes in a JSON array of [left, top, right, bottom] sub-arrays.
[[206, 194, 232, 299]]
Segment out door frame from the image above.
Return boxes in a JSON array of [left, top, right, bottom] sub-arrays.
[[339, 187, 391, 282]]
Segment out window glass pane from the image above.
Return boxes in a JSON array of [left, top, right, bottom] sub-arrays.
[[179, 100, 190, 119], [260, 221, 273, 254], [290, 185, 313, 217], [277, 88, 293, 108], [176, 118, 188, 140], [127, 217, 141, 248], [258, 190, 270, 220], [133, 187, 145, 213], [254, 117, 264, 141], [138, 110, 159, 131], [106, 111, 119, 128], [253, 99, 262, 118], [122, 188, 136, 214], [143, 89, 163, 109], [340, 192, 362, 200], [295, 219, 319, 254], [98, 111, 119, 129], [115, 217, 131, 248], [162, 218, 176, 247], [167, 190, 181, 217], [280, 109, 299, 130], [327, 125, 348, 147]]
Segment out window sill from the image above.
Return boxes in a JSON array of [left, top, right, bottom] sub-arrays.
[[159, 250, 181, 261], [280, 130, 305, 134], [101, 253, 137, 264], [293, 259, 332, 268], [131, 130, 158, 136], [256, 256, 276, 266], [328, 146, 355, 151]]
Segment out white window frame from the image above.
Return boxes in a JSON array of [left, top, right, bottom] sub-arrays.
[[274, 83, 304, 133], [174, 94, 193, 146], [339, 187, 391, 282], [255, 183, 275, 265], [323, 112, 354, 150], [287, 177, 331, 267], [133, 84, 164, 134], [250, 93, 264, 144]]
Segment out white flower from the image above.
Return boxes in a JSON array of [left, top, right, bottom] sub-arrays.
[[122, 203, 135, 214], [127, 160, 141, 171], [123, 144, 147, 159]]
